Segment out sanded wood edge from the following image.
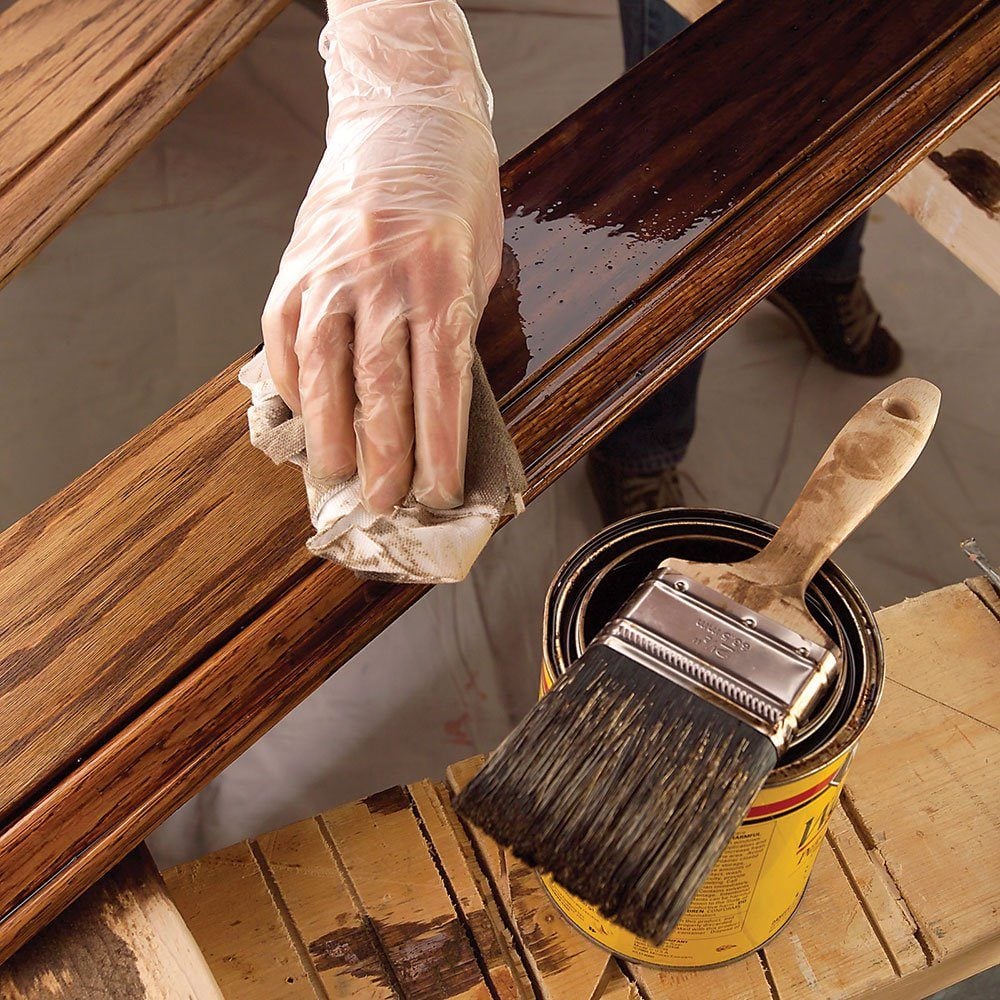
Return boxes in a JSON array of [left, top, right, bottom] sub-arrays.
[[1, 845, 222, 1000], [824, 808, 929, 978], [0, 0, 290, 289]]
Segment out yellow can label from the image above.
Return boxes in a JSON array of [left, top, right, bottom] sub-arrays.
[[541, 744, 854, 967]]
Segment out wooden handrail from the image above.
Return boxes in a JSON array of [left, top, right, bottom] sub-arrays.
[[0, 0, 997, 962]]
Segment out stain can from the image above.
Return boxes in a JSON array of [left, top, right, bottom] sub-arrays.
[[538, 508, 883, 969]]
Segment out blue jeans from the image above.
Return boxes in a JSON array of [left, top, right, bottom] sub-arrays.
[[593, 0, 866, 475]]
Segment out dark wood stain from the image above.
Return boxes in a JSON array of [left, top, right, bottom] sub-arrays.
[[376, 916, 485, 999], [364, 785, 411, 817], [308, 921, 391, 988], [507, 866, 574, 977], [463, 907, 506, 968], [0, 0, 997, 966], [929, 147, 1000, 217]]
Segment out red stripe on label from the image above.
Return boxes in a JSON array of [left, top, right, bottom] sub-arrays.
[[745, 774, 835, 820]]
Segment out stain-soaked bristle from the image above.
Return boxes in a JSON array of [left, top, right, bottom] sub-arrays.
[[455, 643, 777, 944]]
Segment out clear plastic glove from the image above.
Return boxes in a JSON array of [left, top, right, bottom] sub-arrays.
[[261, 0, 503, 513]]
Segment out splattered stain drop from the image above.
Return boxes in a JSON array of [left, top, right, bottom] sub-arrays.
[[929, 148, 1000, 218]]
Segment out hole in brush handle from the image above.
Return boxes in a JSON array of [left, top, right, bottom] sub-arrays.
[[881, 397, 918, 420]]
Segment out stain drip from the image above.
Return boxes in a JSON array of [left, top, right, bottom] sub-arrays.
[[929, 148, 1000, 218]]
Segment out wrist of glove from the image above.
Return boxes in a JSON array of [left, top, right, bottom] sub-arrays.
[[261, 0, 503, 513]]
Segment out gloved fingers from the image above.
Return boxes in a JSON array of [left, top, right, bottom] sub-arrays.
[[406, 231, 479, 509], [353, 310, 415, 513], [295, 295, 357, 481], [261, 281, 303, 415], [410, 318, 475, 510]]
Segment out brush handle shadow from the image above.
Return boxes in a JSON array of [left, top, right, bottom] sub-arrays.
[[743, 377, 941, 594]]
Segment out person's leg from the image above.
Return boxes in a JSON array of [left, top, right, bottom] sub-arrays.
[[801, 215, 866, 284], [617, 0, 689, 64], [590, 2, 697, 523], [770, 212, 901, 375]]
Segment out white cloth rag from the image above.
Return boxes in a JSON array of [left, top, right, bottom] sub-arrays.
[[239, 351, 527, 583]]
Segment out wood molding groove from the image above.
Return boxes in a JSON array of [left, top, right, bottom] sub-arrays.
[[0, 0, 997, 963]]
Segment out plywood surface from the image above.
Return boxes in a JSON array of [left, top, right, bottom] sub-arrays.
[[166, 580, 1000, 998], [2, 0, 997, 966]]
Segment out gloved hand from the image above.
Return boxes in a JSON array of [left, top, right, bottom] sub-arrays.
[[262, 0, 503, 513]]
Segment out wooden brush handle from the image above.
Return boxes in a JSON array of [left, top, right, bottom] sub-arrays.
[[745, 377, 940, 593]]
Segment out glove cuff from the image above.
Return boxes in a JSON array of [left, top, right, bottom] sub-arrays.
[[319, 0, 494, 123]]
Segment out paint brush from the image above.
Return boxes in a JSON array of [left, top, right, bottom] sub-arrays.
[[456, 377, 940, 943]]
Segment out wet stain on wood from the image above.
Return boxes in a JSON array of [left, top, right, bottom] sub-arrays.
[[508, 865, 575, 977], [308, 920, 390, 987], [376, 916, 484, 999], [363, 785, 411, 816], [929, 147, 1000, 218]]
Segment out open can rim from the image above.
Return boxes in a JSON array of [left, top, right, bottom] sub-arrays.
[[541, 507, 884, 785]]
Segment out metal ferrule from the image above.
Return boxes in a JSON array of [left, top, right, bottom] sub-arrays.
[[595, 569, 839, 752]]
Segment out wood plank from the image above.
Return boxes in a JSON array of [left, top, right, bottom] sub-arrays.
[[888, 98, 1000, 295], [0, 0, 290, 287], [0, 845, 221, 1000], [253, 818, 395, 999], [825, 807, 927, 977], [162, 841, 312, 1000], [843, 584, 1000, 964], [408, 779, 533, 999], [320, 788, 492, 999], [446, 759, 616, 999], [1, 0, 997, 962], [627, 956, 771, 1000], [762, 842, 897, 998], [1, 0, 211, 189]]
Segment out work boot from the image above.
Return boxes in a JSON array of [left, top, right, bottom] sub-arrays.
[[586, 454, 687, 526], [768, 273, 902, 376]]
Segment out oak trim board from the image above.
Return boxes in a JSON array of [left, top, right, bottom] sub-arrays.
[[671, 0, 1000, 296], [0, 0, 292, 289], [1, 0, 998, 965]]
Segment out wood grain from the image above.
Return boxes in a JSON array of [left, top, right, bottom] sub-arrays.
[[0, 0, 290, 288], [161, 840, 313, 999], [889, 98, 1000, 294], [320, 791, 492, 999], [1, 0, 998, 964], [1, 846, 221, 1000], [165, 578, 1000, 997], [845, 583, 1000, 965], [254, 818, 396, 998], [670, 0, 1000, 296]]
